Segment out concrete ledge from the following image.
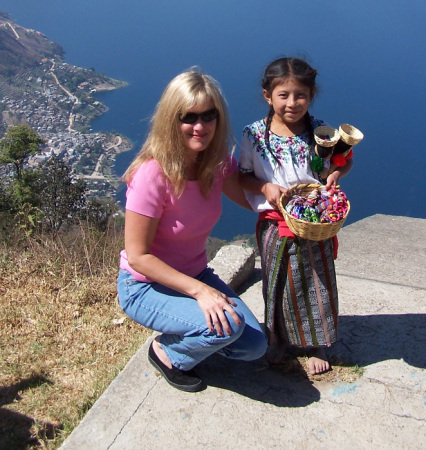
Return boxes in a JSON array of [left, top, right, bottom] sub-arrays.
[[60, 215, 426, 450], [337, 214, 426, 288], [208, 243, 256, 291]]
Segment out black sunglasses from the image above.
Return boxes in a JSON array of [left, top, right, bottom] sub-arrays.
[[179, 108, 218, 124]]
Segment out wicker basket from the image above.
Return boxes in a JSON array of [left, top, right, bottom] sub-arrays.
[[280, 184, 350, 241]]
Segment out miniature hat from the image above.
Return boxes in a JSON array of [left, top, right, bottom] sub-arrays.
[[314, 126, 340, 158], [333, 124, 364, 156], [314, 126, 340, 147], [339, 124, 364, 146]]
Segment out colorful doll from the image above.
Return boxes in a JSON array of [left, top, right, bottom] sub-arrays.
[[311, 123, 363, 180]]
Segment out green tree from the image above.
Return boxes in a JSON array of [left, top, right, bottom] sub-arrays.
[[11, 169, 43, 207], [0, 125, 44, 180], [0, 178, 14, 212], [35, 156, 87, 232], [84, 197, 119, 231]]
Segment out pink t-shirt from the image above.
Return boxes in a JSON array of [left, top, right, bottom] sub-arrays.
[[120, 156, 237, 282]]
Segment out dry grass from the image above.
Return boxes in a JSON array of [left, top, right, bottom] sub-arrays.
[[0, 222, 150, 449]]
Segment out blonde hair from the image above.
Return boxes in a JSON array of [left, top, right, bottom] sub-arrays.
[[123, 70, 234, 197]]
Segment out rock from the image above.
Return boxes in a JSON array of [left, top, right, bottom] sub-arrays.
[[208, 244, 256, 291]]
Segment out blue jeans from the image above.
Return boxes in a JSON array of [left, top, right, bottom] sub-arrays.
[[117, 268, 267, 371]]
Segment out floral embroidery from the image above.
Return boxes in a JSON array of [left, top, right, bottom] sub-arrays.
[[243, 118, 324, 169]]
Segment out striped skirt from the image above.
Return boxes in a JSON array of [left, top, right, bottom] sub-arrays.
[[257, 219, 339, 348]]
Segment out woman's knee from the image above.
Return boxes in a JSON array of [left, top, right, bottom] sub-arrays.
[[227, 310, 246, 338], [206, 311, 245, 346], [227, 312, 267, 359], [236, 325, 268, 361], [249, 331, 268, 360]]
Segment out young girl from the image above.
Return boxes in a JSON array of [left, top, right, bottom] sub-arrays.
[[238, 57, 353, 375], [117, 70, 267, 392]]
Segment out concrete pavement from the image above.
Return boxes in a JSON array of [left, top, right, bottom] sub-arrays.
[[61, 214, 426, 449]]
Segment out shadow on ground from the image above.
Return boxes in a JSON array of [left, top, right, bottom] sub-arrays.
[[332, 314, 426, 369], [238, 269, 426, 370], [196, 313, 425, 406], [198, 354, 320, 408], [236, 267, 262, 295], [0, 374, 59, 449]]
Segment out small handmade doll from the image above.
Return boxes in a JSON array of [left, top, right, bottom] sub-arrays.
[[285, 185, 349, 224], [311, 123, 363, 180]]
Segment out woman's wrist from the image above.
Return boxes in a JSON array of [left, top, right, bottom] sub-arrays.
[[188, 279, 209, 301]]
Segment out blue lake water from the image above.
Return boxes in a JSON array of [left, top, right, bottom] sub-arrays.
[[2, 0, 426, 240]]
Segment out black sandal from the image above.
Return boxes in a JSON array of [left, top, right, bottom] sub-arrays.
[[148, 341, 205, 392]]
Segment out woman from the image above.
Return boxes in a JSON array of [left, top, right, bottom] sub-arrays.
[[117, 70, 267, 392]]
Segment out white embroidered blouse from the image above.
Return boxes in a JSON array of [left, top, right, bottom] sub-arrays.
[[238, 117, 327, 212]]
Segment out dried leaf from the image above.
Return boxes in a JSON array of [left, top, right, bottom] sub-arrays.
[[111, 317, 126, 326]]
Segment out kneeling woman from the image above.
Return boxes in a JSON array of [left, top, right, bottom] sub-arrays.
[[117, 70, 267, 392]]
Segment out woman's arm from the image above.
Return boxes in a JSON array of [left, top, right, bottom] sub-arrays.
[[238, 171, 288, 210], [222, 171, 252, 210], [124, 210, 241, 335]]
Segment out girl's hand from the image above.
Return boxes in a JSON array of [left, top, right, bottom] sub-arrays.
[[325, 159, 353, 189], [194, 285, 241, 336], [262, 182, 288, 210], [325, 171, 340, 190]]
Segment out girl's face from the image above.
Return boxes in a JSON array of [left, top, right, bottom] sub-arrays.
[[264, 78, 314, 126], [179, 100, 217, 158]]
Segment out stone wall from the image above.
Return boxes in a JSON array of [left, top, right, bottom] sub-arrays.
[[208, 243, 256, 291]]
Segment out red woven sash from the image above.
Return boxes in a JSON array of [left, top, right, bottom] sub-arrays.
[[256, 209, 338, 259]]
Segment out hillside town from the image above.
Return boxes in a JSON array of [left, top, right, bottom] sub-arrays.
[[0, 17, 132, 200]]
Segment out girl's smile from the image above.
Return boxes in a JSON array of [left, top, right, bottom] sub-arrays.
[[264, 78, 314, 135]]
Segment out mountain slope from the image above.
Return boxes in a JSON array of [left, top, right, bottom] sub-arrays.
[[0, 16, 64, 77]]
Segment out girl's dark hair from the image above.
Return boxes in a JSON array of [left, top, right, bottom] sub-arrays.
[[262, 57, 318, 166]]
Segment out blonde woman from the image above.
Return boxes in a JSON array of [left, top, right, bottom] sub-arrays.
[[117, 70, 267, 392]]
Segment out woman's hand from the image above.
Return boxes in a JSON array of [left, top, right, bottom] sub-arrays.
[[262, 182, 288, 210], [125, 211, 242, 335], [194, 284, 241, 336]]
